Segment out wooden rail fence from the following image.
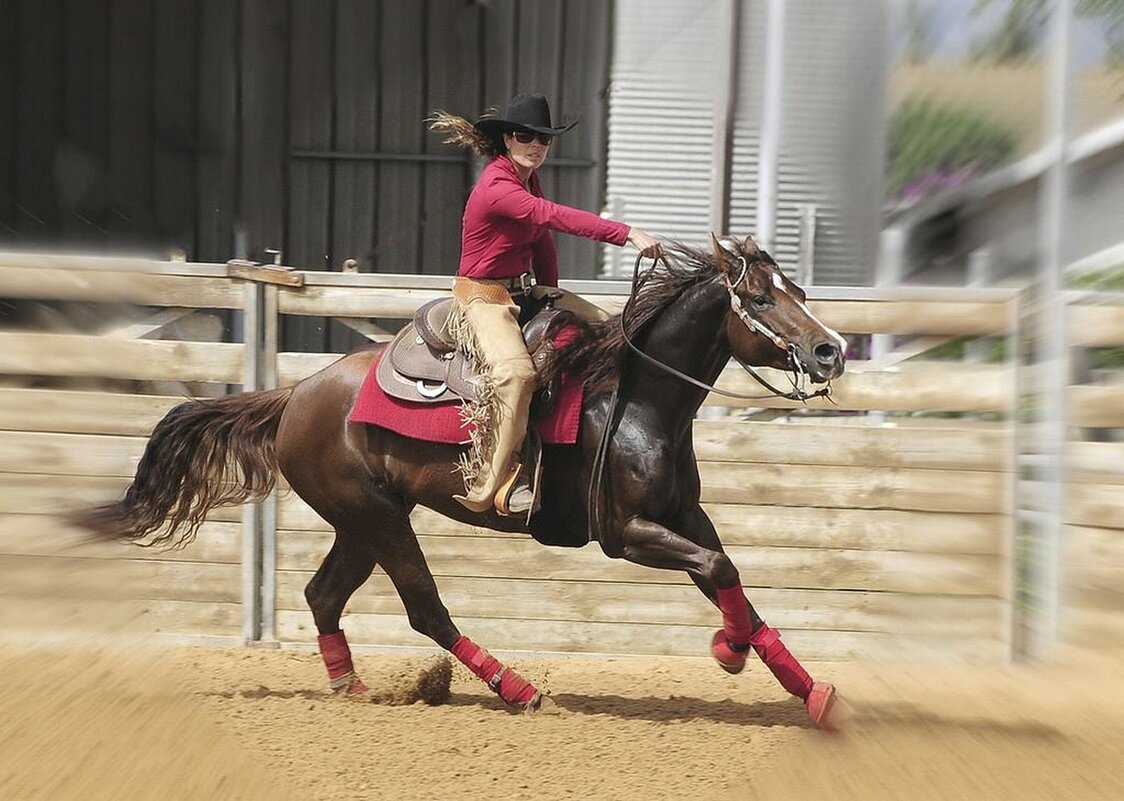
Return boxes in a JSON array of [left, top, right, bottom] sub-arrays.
[[2, 252, 1121, 661]]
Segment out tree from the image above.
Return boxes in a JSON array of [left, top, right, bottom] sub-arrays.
[[972, 0, 1124, 65]]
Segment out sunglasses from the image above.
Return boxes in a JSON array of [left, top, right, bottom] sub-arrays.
[[512, 131, 554, 146]]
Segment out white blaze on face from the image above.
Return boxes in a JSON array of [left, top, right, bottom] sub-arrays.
[[770, 266, 847, 351]]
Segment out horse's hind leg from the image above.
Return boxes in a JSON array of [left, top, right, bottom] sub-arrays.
[[377, 516, 544, 711], [305, 529, 379, 695]]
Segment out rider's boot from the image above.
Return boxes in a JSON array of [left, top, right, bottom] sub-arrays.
[[453, 352, 535, 515]]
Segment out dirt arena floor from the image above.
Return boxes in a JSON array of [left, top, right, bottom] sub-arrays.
[[2, 638, 1122, 801]]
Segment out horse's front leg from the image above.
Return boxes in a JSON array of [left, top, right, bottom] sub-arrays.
[[610, 510, 843, 730]]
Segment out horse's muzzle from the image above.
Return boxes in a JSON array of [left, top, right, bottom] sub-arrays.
[[805, 341, 845, 383]]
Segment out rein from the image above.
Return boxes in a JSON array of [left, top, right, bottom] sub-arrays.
[[587, 252, 833, 542], [622, 254, 832, 403]]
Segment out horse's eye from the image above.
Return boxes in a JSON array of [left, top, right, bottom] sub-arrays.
[[751, 294, 770, 307]]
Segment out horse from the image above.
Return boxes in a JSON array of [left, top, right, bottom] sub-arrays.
[[73, 234, 848, 730]]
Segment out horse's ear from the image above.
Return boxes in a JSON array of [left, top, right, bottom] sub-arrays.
[[711, 233, 734, 273], [743, 234, 761, 256]]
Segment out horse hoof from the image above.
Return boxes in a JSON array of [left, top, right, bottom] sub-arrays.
[[711, 630, 747, 675], [333, 676, 370, 698], [806, 681, 848, 732], [524, 691, 560, 715]]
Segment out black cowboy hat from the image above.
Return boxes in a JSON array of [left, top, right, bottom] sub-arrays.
[[474, 93, 577, 138]]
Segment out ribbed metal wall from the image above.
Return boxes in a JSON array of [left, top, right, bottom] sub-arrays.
[[601, 0, 728, 277], [728, 0, 889, 285], [605, 0, 889, 285]]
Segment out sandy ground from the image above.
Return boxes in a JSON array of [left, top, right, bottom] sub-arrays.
[[2, 639, 1122, 801]]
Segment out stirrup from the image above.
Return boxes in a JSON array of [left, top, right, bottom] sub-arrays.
[[495, 462, 536, 517], [494, 430, 544, 520]]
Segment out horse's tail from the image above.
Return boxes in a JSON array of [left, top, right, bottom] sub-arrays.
[[71, 387, 294, 549]]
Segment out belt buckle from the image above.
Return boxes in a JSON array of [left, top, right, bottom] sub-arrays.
[[518, 272, 534, 294]]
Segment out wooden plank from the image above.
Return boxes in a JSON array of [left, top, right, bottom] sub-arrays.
[[273, 571, 1002, 639], [276, 494, 1003, 554], [0, 266, 246, 307], [1067, 442, 1124, 485], [0, 388, 183, 435], [1065, 525, 1124, 567], [1066, 607, 1124, 649], [60, 0, 108, 243], [0, 333, 244, 383], [226, 263, 304, 287], [706, 361, 1011, 412], [277, 351, 343, 385], [697, 462, 1006, 513], [0, 514, 242, 564], [152, 0, 198, 256], [1069, 305, 1124, 348], [0, 596, 242, 638], [1, 554, 240, 604], [0, 431, 146, 477], [693, 419, 1009, 471], [0, 473, 133, 514], [270, 338, 1010, 416], [274, 530, 1000, 595], [0, 252, 230, 275], [0, 473, 241, 524], [276, 285, 450, 316], [421, 0, 478, 276], [275, 610, 1005, 662], [286, 0, 335, 352], [482, 0, 516, 112], [196, 0, 238, 261], [554, 0, 611, 279], [0, 0, 15, 238], [374, 0, 425, 273], [1066, 483, 1124, 530], [323, 0, 381, 352], [329, 0, 378, 272], [1069, 384, 1124, 428], [806, 299, 1014, 336], [702, 505, 1002, 554], [240, 0, 289, 263], [17, 0, 62, 238]]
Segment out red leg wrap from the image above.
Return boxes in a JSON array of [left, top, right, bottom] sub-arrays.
[[451, 636, 539, 708], [749, 623, 814, 701], [716, 584, 754, 645], [317, 630, 368, 693]]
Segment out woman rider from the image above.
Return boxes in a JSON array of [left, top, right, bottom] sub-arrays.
[[429, 93, 663, 517]]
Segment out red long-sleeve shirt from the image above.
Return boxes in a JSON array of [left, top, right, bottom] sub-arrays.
[[457, 155, 630, 287]]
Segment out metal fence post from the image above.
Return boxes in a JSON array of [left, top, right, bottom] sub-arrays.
[[1033, 0, 1074, 655], [240, 280, 264, 644], [259, 283, 279, 643]]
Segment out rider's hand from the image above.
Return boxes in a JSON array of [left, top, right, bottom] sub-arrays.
[[627, 227, 664, 259]]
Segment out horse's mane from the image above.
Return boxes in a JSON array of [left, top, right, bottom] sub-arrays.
[[549, 242, 724, 392]]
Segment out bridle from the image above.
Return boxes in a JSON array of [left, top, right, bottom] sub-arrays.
[[622, 253, 832, 404], [587, 252, 833, 542]]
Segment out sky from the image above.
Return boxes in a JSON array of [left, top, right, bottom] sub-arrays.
[[889, 0, 1110, 66]]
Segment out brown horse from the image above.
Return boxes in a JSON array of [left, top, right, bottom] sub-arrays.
[[75, 235, 848, 729]]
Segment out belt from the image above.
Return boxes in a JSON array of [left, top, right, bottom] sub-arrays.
[[499, 272, 536, 295]]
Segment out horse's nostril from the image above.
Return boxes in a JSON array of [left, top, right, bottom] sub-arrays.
[[813, 342, 839, 364]]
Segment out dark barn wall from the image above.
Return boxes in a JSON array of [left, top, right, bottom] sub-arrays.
[[1, 0, 612, 345]]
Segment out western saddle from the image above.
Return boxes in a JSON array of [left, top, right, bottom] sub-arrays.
[[375, 292, 573, 415]]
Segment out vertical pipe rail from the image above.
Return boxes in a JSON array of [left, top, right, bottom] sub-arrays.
[[1033, 0, 1074, 655], [240, 281, 264, 644], [709, 0, 739, 237], [259, 284, 279, 643], [756, 0, 785, 251]]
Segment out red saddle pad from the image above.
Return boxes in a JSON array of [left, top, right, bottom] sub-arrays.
[[350, 346, 584, 446]]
